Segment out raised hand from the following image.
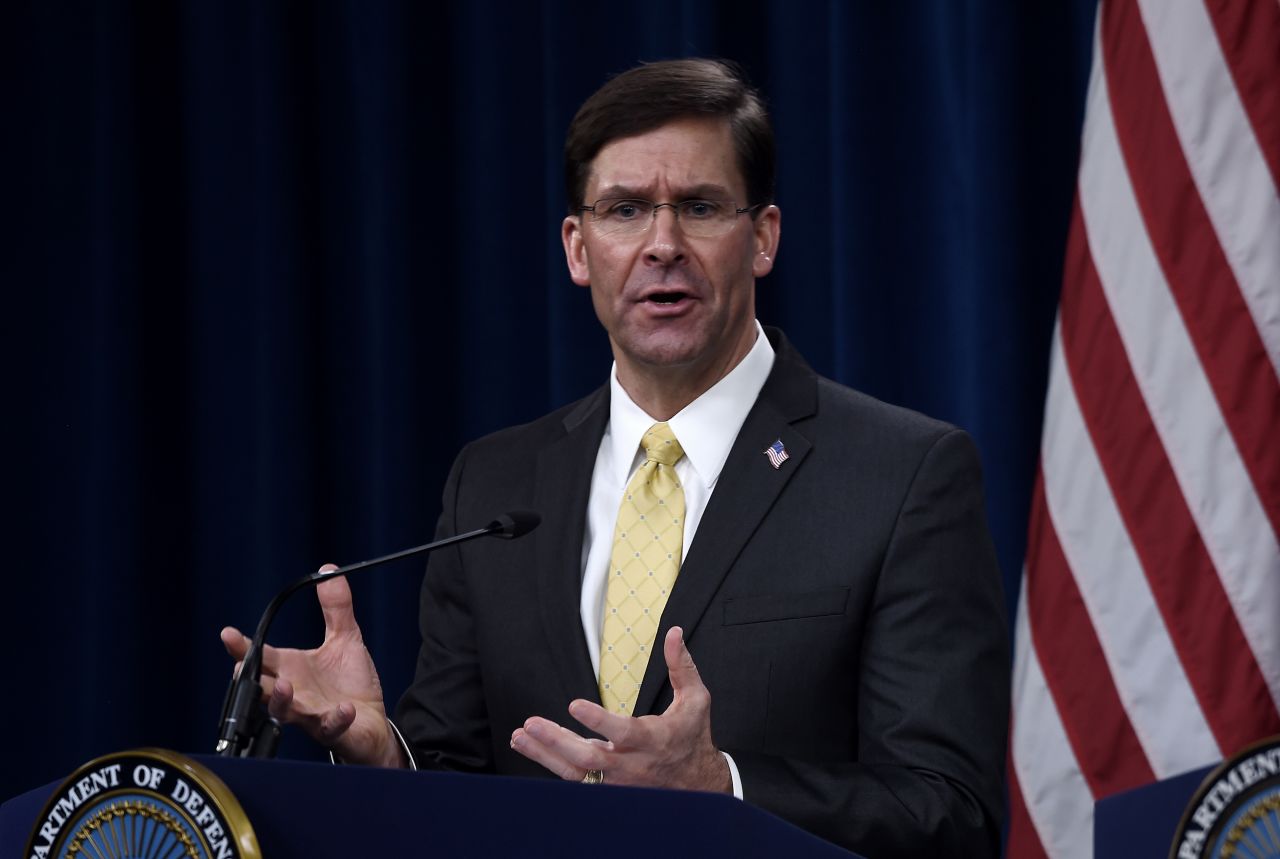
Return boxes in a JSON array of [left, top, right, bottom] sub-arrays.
[[509, 626, 730, 792], [220, 568, 404, 767]]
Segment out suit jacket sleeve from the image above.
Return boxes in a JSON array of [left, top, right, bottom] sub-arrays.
[[726, 429, 1009, 857], [392, 443, 497, 773], [390, 394, 608, 780]]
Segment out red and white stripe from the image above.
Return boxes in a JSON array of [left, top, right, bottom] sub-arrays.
[[1008, 0, 1280, 855]]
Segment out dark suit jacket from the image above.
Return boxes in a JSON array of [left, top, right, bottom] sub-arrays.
[[395, 328, 1009, 856]]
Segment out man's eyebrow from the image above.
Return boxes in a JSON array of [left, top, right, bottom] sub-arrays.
[[681, 183, 734, 200], [593, 185, 647, 200], [593, 183, 735, 200]]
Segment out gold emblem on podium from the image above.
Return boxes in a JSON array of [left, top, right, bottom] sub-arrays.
[[24, 748, 259, 859], [1170, 735, 1280, 858]]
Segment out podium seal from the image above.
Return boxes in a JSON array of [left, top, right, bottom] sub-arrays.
[[24, 748, 260, 859], [1171, 735, 1280, 858]]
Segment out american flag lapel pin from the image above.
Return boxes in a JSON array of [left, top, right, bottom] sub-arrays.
[[763, 438, 790, 469]]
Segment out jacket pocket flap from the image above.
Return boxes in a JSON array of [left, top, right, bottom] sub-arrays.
[[722, 587, 850, 626]]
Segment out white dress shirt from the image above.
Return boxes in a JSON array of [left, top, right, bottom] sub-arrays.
[[578, 320, 776, 798]]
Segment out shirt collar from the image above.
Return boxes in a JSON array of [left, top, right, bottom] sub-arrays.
[[607, 320, 776, 489]]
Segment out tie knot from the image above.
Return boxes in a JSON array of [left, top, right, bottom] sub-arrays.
[[641, 422, 684, 466]]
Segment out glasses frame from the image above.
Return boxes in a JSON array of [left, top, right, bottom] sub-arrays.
[[576, 198, 763, 238]]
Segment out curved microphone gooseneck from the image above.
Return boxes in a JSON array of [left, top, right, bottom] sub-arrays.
[[215, 510, 541, 758]]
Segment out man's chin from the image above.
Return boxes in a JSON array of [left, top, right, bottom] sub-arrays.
[[616, 334, 707, 371], [610, 315, 754, 379]]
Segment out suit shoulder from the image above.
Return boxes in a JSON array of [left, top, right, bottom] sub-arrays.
[[455, 386, 606, 462], [813, 376, 966, 448], [803, 376, 985, 490]]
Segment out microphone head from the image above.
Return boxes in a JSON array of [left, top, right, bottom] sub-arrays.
[[488, 510, 541, 539]]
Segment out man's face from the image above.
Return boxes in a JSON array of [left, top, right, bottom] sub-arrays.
[[562, 117, 780, 400]]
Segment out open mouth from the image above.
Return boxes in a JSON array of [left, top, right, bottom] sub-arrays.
[[647, 292, 688, 304]]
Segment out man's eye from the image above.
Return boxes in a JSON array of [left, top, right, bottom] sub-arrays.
[[682, 200, 719, 219], [608, 201, 647, 219]]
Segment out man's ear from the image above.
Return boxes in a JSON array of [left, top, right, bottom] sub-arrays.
[[751, 205, 781, 278], [562, 216, 591, 286]]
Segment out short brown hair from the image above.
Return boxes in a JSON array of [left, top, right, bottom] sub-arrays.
[[564, 58, 775, 212]]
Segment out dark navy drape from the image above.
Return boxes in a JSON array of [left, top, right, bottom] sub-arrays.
[[5, 0, 1096, 803]]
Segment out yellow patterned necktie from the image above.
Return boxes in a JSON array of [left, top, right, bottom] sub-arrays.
[[599, 422, 686, 714]]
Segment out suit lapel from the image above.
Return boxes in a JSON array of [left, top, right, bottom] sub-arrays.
[[535, 387, 610, 708], [634, 330, 819, 716]]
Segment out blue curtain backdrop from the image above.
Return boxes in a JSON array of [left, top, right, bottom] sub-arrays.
[[5, 0, 1097, 803]]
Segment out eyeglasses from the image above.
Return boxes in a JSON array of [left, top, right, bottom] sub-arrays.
[[578, 198, 761, 239]]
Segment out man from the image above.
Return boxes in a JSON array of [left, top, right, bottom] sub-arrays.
[[223, 59, 1009, 855]]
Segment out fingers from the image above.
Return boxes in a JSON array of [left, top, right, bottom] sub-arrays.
[[663, 626, 705, 699], [220, 627, 249, 660], [316, 701, 357, 744], [315, 573, 359, 639], [267, 676, 293, 720], [567, 699, 636, 747], [220, 627, 255, 680], [513, 630, 723, 792], [265, 674, 356, 745], [564, 627, 705, 748], [510, 718, 607, 781], [219, 626, 282, 676]]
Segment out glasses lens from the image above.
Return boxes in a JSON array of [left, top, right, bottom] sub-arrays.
[[676, 200, 734, 237], [588, 199, 654, 236], [587, 199, 743, 238]]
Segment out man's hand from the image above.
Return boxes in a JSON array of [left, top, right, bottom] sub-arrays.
[[220, 569, 404, 768], [509, 626, 731, 792]]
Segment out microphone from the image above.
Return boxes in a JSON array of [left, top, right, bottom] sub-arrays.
[[215, 510, 541, 758]]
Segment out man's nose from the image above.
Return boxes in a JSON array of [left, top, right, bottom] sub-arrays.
[[644, 205, 686, 265]]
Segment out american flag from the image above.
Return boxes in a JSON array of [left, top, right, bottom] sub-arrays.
[[764, 439, 789, 469], [1007, 0, 1280, 856]]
